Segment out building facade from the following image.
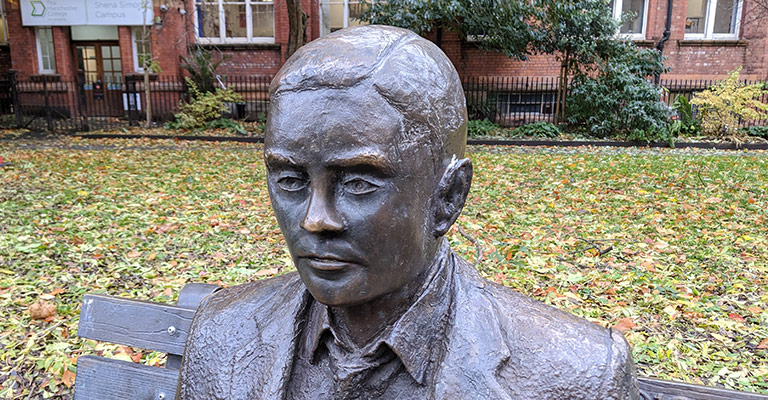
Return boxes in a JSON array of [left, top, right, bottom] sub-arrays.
[[2, 0, 766, 82]]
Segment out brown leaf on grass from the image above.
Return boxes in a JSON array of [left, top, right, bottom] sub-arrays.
[[612, 318, 637, 333], [48, 288, 66, 296], [747, 306, 763, 315], [758, 339, 768, 349], [127, 250, 142, 258], [255, 268, 278, 277], [60, 369, 76, 388], [29, 300, 56, 320], [728, 313, 745, 323]]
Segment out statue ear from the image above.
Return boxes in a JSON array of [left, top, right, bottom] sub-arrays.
[[432, 157, 473, 237]]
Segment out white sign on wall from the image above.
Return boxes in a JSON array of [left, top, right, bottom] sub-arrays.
[[21, 0, 154, 26]]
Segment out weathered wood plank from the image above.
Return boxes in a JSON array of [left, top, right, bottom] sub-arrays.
[[78, 294, 194, 355], [74, 355, 178, 400], [638, 376, 768, 400]]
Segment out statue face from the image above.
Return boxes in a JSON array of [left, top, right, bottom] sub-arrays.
[[265, 87, 440, 307]]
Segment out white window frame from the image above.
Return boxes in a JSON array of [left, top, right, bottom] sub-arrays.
[[0, 0, 8, 44], [319, 0, 368, 37], [131, 27, 152, 72], [684, 0, 742, 40], [35, 26, 57, 74], [612, 0, 649, 40], [194, 0, 275, 44]]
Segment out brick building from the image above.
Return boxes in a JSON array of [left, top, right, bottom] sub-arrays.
[[1, 0, 766, 85]]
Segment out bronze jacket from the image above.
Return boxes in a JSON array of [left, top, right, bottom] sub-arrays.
[[177, 251, 640, 400]]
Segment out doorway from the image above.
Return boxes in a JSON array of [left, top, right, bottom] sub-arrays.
[[74, 42, 123, 117]]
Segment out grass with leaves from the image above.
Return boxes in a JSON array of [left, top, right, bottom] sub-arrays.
[[1, 137, 766, 398]]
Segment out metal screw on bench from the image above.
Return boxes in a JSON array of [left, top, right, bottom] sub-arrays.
[[156, 392, 166, 400], [167, 326, 177, 336]]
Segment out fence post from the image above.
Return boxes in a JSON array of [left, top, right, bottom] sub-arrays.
[[9, 70, 22, 128], [77, 70, 89, 131], [43, 77, 53, 133]]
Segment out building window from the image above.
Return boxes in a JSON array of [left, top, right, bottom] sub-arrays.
[[0, 0, 7, 44], [611, 0, 648, 39], [685, 0, 741, 39], [496, 92, 557, 118], [36, 27, 57, 74], [319, 0, 368, 36], [132, 27, 153, 72], [195, 0, 274, 43]]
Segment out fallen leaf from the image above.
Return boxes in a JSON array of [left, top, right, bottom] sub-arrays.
[[127, 250, 142, 258], [29, 300, 56, 320], [747, 306, 763, 315], [255, 268, 278, 277], [612, 318, 636, 333], [61, 369, 76, 388], [758, 339, 768, 349], [728, 313, 745, 323]]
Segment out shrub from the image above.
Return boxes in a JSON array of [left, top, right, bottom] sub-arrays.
[[567, 44, 672, 143], [513, 122, 561, 138], [672, 95, 701, 136], [690, 68, 768, 140], [468, 118, 501, 138], [739, 125, 768, 139], [167, 78, 243, 131]]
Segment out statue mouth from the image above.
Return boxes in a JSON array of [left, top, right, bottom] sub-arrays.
[[302, 255, 358, 272]]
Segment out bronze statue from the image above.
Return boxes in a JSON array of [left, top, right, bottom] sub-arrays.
[[178, 25, 640, 399]]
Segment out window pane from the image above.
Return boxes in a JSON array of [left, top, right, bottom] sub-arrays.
[[0, 17, 7, 43], [686, 0, 707, 33], [224, 2, 247, 38], [713, 0, 738, 33], [619, 0, 644, 34], [329, 1, 344, 32], [251, 2, 274, 37], [37, 27, 56, 72], [197, 1, 220, 38]]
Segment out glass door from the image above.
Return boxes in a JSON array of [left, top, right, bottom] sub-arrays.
[[75, 42, 123, 117]]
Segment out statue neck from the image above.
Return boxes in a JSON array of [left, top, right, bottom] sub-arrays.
[[329, 240, 445, 348]]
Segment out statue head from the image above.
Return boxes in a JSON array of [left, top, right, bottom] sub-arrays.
[[264, 25, 472, 307]]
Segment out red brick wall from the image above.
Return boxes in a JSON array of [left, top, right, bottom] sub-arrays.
[[3, 0, 768, 80], [6, 0, 37, 79]]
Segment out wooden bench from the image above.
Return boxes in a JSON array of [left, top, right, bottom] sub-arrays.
[[74, 284, 768, 400]]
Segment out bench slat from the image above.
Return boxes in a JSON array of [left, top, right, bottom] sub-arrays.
[[638, 376, 768, 400], [78, 294, 194, 355], [74, 355, 178, 400]]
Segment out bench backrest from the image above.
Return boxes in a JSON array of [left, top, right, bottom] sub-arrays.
[[74, 283, 768, 400], [74, 283, 220, 400]]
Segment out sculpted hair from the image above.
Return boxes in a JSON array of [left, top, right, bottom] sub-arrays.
[[268, 25, 468, 161]]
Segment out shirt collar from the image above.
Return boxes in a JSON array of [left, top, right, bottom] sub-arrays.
[[300, 239, 455, 385]]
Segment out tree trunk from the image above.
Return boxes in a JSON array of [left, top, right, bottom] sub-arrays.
[[144, 68, 152, 128], [285, 0, 307, 59]]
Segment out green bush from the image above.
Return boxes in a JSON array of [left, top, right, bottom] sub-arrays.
[[690, 68, 768, 140], [672, 95, 701, 136], [513, 122, 561, 138], [468, 118, 501, 138], [167, 78, 243, 131], [739, 125, 768, 139], [567, 44, 672, 143]]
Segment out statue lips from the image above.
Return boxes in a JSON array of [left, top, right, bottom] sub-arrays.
[[296, 249, 365, 278]]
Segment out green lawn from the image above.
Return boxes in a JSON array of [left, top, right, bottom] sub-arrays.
[[1, 137, 766, 398]]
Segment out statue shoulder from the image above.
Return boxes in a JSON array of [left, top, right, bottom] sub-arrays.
[[452, 260, 639, 399], [178, 272, 306, 400]]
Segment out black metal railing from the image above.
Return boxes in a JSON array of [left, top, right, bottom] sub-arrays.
[[0, 73, 766, 134]]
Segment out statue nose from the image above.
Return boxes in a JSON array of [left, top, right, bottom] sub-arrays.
[[301, 188, 345, 233]]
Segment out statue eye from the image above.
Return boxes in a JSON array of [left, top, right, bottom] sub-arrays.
[[343, 178, 378, 195], [276, 175, 307, 192]]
